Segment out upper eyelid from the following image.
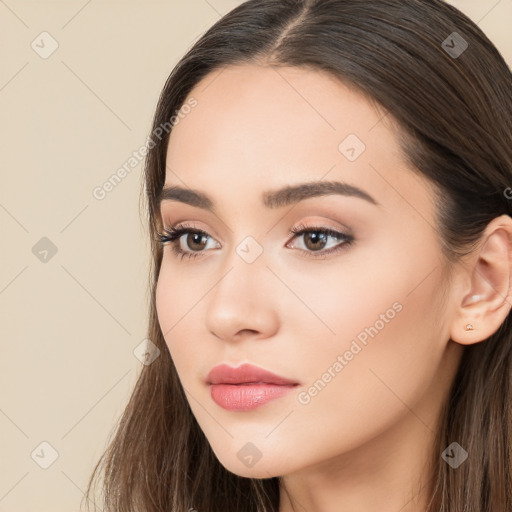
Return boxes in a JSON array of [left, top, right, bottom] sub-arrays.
[[160, 200, 356, 236]]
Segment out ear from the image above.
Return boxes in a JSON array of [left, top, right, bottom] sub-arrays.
[[450, 214, 512, 345]]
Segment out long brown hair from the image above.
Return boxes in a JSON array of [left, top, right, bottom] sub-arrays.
[[83, 1, 512, 510]]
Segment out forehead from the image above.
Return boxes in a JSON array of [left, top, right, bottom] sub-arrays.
[[166, 63, 390, 167], [163, 64, 433, 220]]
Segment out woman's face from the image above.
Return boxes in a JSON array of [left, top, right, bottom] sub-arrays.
[[155, 64, 463, 478]]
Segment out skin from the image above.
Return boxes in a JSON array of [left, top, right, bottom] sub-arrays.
[[155, 63, 512, 512]]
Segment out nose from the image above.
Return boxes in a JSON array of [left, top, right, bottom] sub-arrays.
[[204, 254, 280, 343]]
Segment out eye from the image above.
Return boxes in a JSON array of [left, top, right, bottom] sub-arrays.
[[286, 223, 354, 259], [156, 222, 355, 261], [157, 223, 220, 260]]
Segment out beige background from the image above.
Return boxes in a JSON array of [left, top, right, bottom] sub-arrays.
[[0, 1, 510, 510]]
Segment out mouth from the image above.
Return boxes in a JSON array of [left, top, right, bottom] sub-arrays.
[[205, 363, 300, 411]]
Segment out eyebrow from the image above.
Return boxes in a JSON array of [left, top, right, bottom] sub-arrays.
[[158, 180, 379, 213]]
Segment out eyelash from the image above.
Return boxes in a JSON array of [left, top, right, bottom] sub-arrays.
[[156, 222, 355, 261]]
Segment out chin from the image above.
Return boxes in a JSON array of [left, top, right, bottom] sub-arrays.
[[213, 449, 288, 479]]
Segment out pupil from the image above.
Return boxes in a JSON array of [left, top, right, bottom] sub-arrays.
[[188, 233, 206, 250], [306, 232, 326, 250]]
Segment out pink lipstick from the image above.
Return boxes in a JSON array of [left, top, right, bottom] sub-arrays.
[[206, 363, 299, 411]]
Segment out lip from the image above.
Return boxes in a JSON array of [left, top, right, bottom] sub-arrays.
[[206, 363, 299, 411], [206, 363, 299, 386]]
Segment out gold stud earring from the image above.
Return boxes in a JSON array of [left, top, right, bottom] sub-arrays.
[[465, 323, 474, 331]]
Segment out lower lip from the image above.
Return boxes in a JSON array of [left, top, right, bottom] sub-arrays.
[[210, 383, 297, 411]]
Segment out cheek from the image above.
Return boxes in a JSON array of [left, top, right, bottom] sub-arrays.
[[155, 270, 171, 337], [155, 262, 195, 333], [155, 265, 206, 377], [294, 263, 447, 443], [155, 269, 184, 357]]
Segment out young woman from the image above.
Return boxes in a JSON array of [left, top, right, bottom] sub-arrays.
[[84, 1, 512, 510]]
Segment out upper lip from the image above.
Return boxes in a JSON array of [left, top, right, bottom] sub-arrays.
[[206, 363, 299, 386]]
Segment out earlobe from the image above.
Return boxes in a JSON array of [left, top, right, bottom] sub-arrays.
[[449, 214, 512, 346], [461, 294, 481, 332]]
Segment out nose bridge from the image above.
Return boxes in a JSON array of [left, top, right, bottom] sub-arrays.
[[204, 237, 278, 341]]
